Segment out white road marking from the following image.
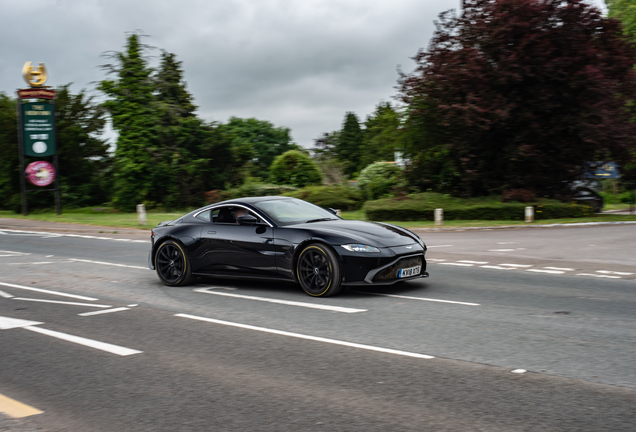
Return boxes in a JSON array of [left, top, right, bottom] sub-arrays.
[[596, 270, 634, 276], [12, 298, 112, 308], [0, 316, 43, 330], [488, 249, 516, 252], [511, 369, 527, 374], [176, 314, 435, 359], [497, 242, 515, 244], [576, 273, 621, 279], [0, 281, 98, 301], [194, 288, 367, 313], [426, 258, 446, 262], [358, 291, 480, 306], [500, 264, 533, 268], [0, 250, 31, 257], [526, 269, 565, 274], [0, 229, 149, 244], [68, 259, 147, 270], [23, 326, 142, 356], [0, 289, 14, 298], [544, 267, 575, 271], [439, 262, 473, 266], [427, 245, 454, 248], [8, 262, 53, 265], [480, 265, 516, 270], [457, 260, 489, 264], [79, 307, 130, 316]]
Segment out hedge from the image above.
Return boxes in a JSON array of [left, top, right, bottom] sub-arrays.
[[364, 198, 593, 221], [284, 185, 363, 211]]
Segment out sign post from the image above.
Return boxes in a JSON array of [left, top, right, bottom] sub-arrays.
[[17, 62, 61, 216]]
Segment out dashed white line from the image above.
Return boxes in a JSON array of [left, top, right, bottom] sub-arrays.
[[427, 245, 454, 248], [358, 291, 480, 306], [79, 307, 130, 316], [176, 314, 435, 359], [596, 270, 634, 276], [576, 273, 621, 279], [500, 264, 533, 268], [194, 288, 367, 313], [488, 249, 516, 252], [12, 298, 112, 308], [426, 258, 447, 262], [526, 269, 565, 274], [439, 262, 473, 267], [457, 260, 489, 264], [8, 262, 53, 265], [0, 281, 98, 301], [68, 259, 147, 270], [480, 265, 516, 270], [23, 326, 142, 356], [544, 267, 575, 271]]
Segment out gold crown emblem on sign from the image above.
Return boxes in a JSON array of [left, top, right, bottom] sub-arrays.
[[22, 62, 48, 88]]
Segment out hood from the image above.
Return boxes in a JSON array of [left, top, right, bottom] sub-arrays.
[[298, 220, 420, 248]]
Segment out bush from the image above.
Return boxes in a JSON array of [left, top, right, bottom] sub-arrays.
[[357, 162, 402, 200], [270, 150, 322, 188], [363, 193, 594, 221], [284, 185, 363, 211], [205, 183, 299, 203]]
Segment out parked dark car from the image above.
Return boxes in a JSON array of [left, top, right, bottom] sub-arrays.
[[571, 186, 603, 212], [148, 196, 428, 297]]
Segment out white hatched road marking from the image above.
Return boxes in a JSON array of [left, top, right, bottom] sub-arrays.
[[357, 291, 479, 306], [0, 289, 13, 298], [79, 307, 131, 316], [0, 281, 98, 301], [194, 288, 367, 313], [176, 314, 435, 359], [68, 258, 147, 270], [12, 298, 112, 308], [23, 326, 142, 356]]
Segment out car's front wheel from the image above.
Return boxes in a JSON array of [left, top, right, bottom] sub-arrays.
[[155, 240, 195, 286], [296, 243, 343, 297]]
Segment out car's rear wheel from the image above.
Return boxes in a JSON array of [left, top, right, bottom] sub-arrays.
[[297, 243, 342, 297], [155, 240, 195, 286]]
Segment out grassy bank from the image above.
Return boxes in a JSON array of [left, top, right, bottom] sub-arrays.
[[1, 206, 634, 230]]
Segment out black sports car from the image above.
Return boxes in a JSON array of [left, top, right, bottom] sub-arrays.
[[148, 196, 428, 297]]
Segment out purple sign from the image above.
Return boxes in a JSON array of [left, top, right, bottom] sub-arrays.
[[25, 161, 55, 187]]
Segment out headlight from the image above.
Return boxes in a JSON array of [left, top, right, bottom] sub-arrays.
[[341, 244, 380, 253]]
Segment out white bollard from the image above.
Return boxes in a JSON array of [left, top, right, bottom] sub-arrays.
[[335, 209, 342, 217], [434, 208, 443, 226], [525, 206, 534, 223], [137, 204, 147, 226]]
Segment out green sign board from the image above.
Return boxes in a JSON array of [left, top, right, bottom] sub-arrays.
[[21, 102, 56, 157]]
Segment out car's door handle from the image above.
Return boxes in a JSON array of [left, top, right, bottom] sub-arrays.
[[207, 231, 216, 234]]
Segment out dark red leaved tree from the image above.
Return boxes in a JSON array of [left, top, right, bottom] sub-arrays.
[[399, 0, 636, 196]]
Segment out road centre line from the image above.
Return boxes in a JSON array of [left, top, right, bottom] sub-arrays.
[[499, 264, 533, 268], [577, 273, 621, 279], [0, 229, 149, 243], [0, 392, 43, 418], [480, 265, 516, 270], [544, 267, 575, 271], [526, 269, 565, 274], [0, 281, 98, 301], [357, 291, 480, 306], [457, 260, 488, 264], [0, 250, 30, 257], [176, 314, 435, 359], [426, 258, 446, 262], [596, 270, 634, 276], [12, 298, 112, 308], [439, 262, 473, 267], [79, 307, 130, 316], [427, 245, 453, 248], [194, 288, 367, 313], [488, 249, 516, 252], [68, 258, 147, 270], [23, 326, 143, 356]]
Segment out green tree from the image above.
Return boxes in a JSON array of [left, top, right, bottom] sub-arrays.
[[336, 112, 363, 175], [357, 162, 402, 200], [360, 102, 401, 169], [0, 93, 20, 210], [99, 33, 158, 211], [270, 150, 322, 187], [608, 0, 636, 42], [225, 117, 297, 181]]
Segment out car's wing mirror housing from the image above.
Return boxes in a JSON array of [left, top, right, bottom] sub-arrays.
[[237, 215, 259, 225]]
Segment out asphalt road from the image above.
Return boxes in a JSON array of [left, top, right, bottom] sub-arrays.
[[0, 222, 635, 431]]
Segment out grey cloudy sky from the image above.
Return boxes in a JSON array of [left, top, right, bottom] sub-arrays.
[[1, 0, 607, 148]]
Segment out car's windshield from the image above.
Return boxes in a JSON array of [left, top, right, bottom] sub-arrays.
[[253, 198, 337, 226]]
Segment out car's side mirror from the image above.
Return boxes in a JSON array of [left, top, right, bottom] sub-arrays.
[[237, 215, 258, 225]]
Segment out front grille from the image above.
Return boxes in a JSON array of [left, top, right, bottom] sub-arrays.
[[372, 256, 423, 282]]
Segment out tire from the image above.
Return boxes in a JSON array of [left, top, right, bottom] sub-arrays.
[[296, 243, 343, 297], [155, 240, 195, 286]]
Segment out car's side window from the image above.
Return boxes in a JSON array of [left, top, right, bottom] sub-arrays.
[[195, 209, 212, 222]]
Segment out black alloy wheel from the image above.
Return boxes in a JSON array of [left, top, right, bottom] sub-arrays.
[[155, 240, 195, 286], [296, 243, 342, 297]]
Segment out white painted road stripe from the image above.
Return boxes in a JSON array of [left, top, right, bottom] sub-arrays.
[[358, 291, 480, 306], [426, 258, 446, 262], [526, 269, 565, 274], [0, 289, 13, 298], [23, 326, 142, 356], [596, 270, 634, 276], [194, 288, 367, 313], [12, 298, 112, 308], [480, 265, 516, 270], [427, 245, 453, 248], [79, 307, 130, 316], [439, 262, 473, 267], [68, 259, 147, 270], [499, 264, 533, 268], [544, 267, 575, 271], [488, 249, 516, 252], [0, 281, 98, 301], [176, 314, 435, 359], [576, 273, 621, 279], [457, 260, 489, 264]]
